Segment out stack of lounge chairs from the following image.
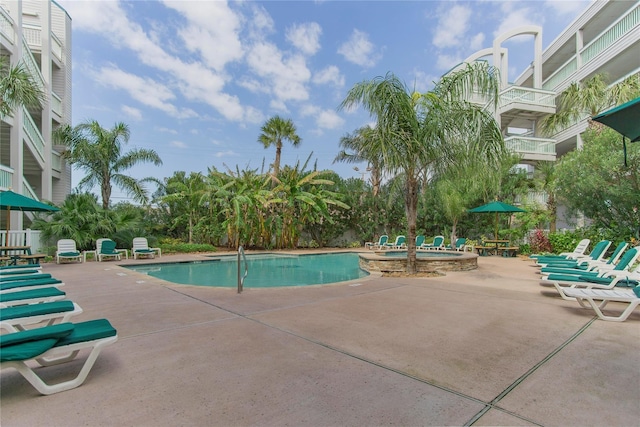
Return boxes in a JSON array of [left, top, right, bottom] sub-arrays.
[[0, 264, 118, 395], [536, 241, 640, 322]]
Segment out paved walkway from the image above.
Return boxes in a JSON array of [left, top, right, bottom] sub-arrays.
[[1, 251, 639, 426]]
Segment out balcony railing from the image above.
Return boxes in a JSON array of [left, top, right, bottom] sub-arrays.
[[0, 6, 14, 45], [22, 106, 45, 162], [542, 3, 640, 91], [499, 86, 556, 110], [21, 39, 45, 91], [516, 191, 549, 207], [51, 91, 62, 116], [0, 164, 13, 190], [51, 32, 63, 61], [542, 57, 577, 91], [581, 3, 640, 64], [504, 136, 556, 155], [52, 150, 62, 172]]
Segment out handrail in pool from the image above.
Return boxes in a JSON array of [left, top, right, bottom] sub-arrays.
[[237, 246, 248, 293]]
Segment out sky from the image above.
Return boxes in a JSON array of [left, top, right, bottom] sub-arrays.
[[57, 0, 592, 203]]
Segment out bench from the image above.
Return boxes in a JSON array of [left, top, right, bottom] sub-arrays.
[[13, 254, 47, 265], [475, 246, 496, 256], [498, 247, 519, 257]]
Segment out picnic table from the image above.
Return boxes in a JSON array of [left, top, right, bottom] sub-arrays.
[[0, 246, 46, 265], [475, 240, 518, 257]]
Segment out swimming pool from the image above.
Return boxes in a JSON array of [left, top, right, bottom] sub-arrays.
[[125, 252, 369, 288]]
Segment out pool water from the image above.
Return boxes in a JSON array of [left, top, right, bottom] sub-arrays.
[[125, 252, 369, 288]]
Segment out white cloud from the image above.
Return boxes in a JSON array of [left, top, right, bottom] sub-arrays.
[[411, 70, 438, 93], [433, 4, 472, 48], [170, 140, 187, 148], [215, 150, 238, 158], [494, 3, 539, 39], [156, 127, 178, 134], [163, 0, 244, 71], [436, 54, 462, 71], [59, 0, 253, 122], [121, 105, 142, 120], [316, 109, 344, 130], [246, 41, 311, 103], [286, 22, 322, 55], [338, 29, 380, 68], [545, 0, 590, 16], [469, 33, 486, 51], [313, 66, 345, 87]]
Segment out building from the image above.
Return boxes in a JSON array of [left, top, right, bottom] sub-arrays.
[[459, 0, 639, 227], [0, 0, 72, 232]]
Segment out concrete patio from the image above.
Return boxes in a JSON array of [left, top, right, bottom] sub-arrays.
[[1, 251, 638, 426]]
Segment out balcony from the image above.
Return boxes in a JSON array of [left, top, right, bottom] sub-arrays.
[[0, 6, 14, 46], [499, 86, 556, 116], [22, 106, 45, 164], [504, 136, 556, 162], [0, 163, 13, 189]]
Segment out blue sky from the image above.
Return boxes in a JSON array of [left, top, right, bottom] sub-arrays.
[[57, 0, 591, 202]]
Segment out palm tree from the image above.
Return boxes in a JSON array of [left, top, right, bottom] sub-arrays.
[[56, 121, 163, 209], [540, 73, 640, 136], [161, 171, 207, 244], [334, 126, 383, 196], [340, 62, 505, 273], [258, 115, 301, 177], [0, 56, 46, 118]]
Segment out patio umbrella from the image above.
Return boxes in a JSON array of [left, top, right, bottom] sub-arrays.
[[0, 190, 59, 246], [592, 96, 640, 167], [468, 201, 526, 239]]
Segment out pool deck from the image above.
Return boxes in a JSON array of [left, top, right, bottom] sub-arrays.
[[1, 250, 638, 426]]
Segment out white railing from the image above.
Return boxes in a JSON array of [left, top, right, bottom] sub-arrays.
[[51, 32, 63, 61], [51, 91, 62, 116], [542, 57, 577, 91], [22, 177, 37, 199], [0, 164, 13, 189], [22, 24, 41, 47], [21, 39, 45, 91], [22, 106, 46, 162], [499, 86, 556, 109], [581, 4, 640, 64], [0, 229, 44, 253], [52, 150, 62, 172], [504, 136, 556, 155], [0, 5, 14, 45]]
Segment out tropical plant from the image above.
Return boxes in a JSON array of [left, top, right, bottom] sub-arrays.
[[258, 115, 301, 177], [55, 121, 163, 209], [340, 62, 506, 273], [159, 171, 207, 244], [554, 126, 640, 239], [334, 126, 384, 196], [540, 73, 640, 136], [0, 56, 46, 118]]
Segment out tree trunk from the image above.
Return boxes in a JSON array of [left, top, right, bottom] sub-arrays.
[[405, 176, 418, 274], [274, 143, 282, 176]]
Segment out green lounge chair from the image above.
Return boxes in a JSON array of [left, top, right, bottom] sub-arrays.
[[0, 319, 118, 395], [415, 235, 426, 247], [0, 278, 64, 294], [537, 240, 611, 268], [1, 300, 83, 332], [420, 236, 444, 250], [383, 235, 406, 249], [55, 239, 83, 264], [446, 238, 467, 251], [367, 235, 388, 250], [132, 237, 161, 259], [98, 239, 121, 262], [0, 287, 66, 307]]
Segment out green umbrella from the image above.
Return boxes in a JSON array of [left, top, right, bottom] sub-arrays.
[[0, 190, 59, 246], [468, 201, 526, 239], [592, 96, 640, 167]]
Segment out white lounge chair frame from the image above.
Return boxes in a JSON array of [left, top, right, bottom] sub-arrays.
[[1, 332, 118, 395], [1, 302, 83, 332], [55, 239, 83, 264], [562, 287, 640, 322], [132, 238, 161, 259]]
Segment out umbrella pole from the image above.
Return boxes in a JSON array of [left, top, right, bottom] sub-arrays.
[[495, 212, 499, 239], [5, 206, 10, 246]]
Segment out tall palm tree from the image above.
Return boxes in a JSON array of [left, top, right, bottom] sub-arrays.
[[258, 115, 301, 176], [340, 62, 505, 273], [540, 73, 640, 136], [56, 121, 163, 209], [0, 56, 46, 118], [334, 126, 383, 196]]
